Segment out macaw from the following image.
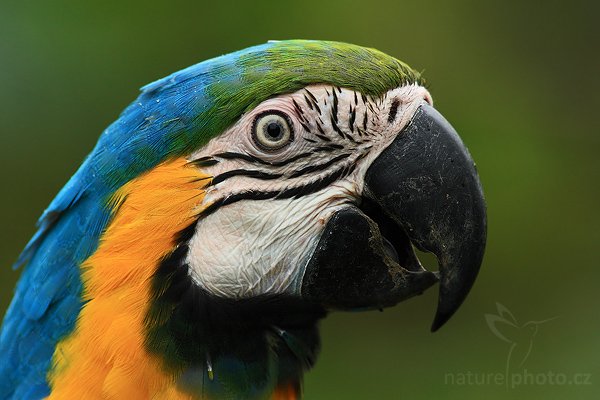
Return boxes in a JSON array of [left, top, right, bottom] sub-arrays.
[[0, 40, 486, 399]]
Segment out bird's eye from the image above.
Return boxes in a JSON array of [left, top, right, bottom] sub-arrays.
[[252, 111, 294, 151]]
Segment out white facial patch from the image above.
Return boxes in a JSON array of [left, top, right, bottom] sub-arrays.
[[186, 183, 354, 298], [185, 83, 432, 298]]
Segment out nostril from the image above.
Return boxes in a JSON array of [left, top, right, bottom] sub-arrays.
[[423, 92, 433, 106]]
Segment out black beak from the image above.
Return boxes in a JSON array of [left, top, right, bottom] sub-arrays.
[[301, 104, 486, 332], [363, 104, 487, 331]]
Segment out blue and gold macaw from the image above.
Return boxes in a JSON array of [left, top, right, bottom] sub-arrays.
[[0, 41, 486, 399]]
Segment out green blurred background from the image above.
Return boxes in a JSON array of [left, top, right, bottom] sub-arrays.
[[1, 1, 598, 398]]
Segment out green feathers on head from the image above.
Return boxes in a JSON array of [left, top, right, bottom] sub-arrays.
[[138, 40, 423, 156]]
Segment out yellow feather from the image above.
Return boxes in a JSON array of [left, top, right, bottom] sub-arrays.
[[47, 158, 209, 399]]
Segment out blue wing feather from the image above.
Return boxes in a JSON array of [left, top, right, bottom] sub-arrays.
[[0, 188, 108, 399]]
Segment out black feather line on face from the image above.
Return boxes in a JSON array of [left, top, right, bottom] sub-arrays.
[[289, 153, 351, 178], [292, 98, 307, 124], [315, 120, 326, 135], [212, 151, 267, 165], [292, 98, 304, 116], [331, 88, 339, 124], [201, 162, 356, 217], [315, 133, 331, 142], [304, 89, 317, 104], [361, 93, 367, 104], [329, 114, 344, 139], [388, 99, 400, 123], [300, 121, 312, 133], [303, 94, 314, 111], [304, 89, 321, 115], [211, 169, 283, 185], [276, 163, 355, 200], [204, 147, 339, 170], [189, 156, 219, 167], [208, 149, 350, 186], [349, 105, 356, 133]]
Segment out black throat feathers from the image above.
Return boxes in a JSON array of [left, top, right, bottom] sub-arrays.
[[144, 220, 326, 398]]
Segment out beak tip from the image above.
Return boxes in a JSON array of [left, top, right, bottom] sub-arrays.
[[430, 310, 452, 332]]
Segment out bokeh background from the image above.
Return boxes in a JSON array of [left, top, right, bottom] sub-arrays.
[[1, 1, 598, 399]]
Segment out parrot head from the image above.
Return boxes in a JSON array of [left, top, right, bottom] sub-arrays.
[[2, 40, 486, 399], [139, 41, 487, 397], [179, 82, 484, 324]]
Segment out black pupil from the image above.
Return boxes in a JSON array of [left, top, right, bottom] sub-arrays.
[[265, 121, 283, 140]]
